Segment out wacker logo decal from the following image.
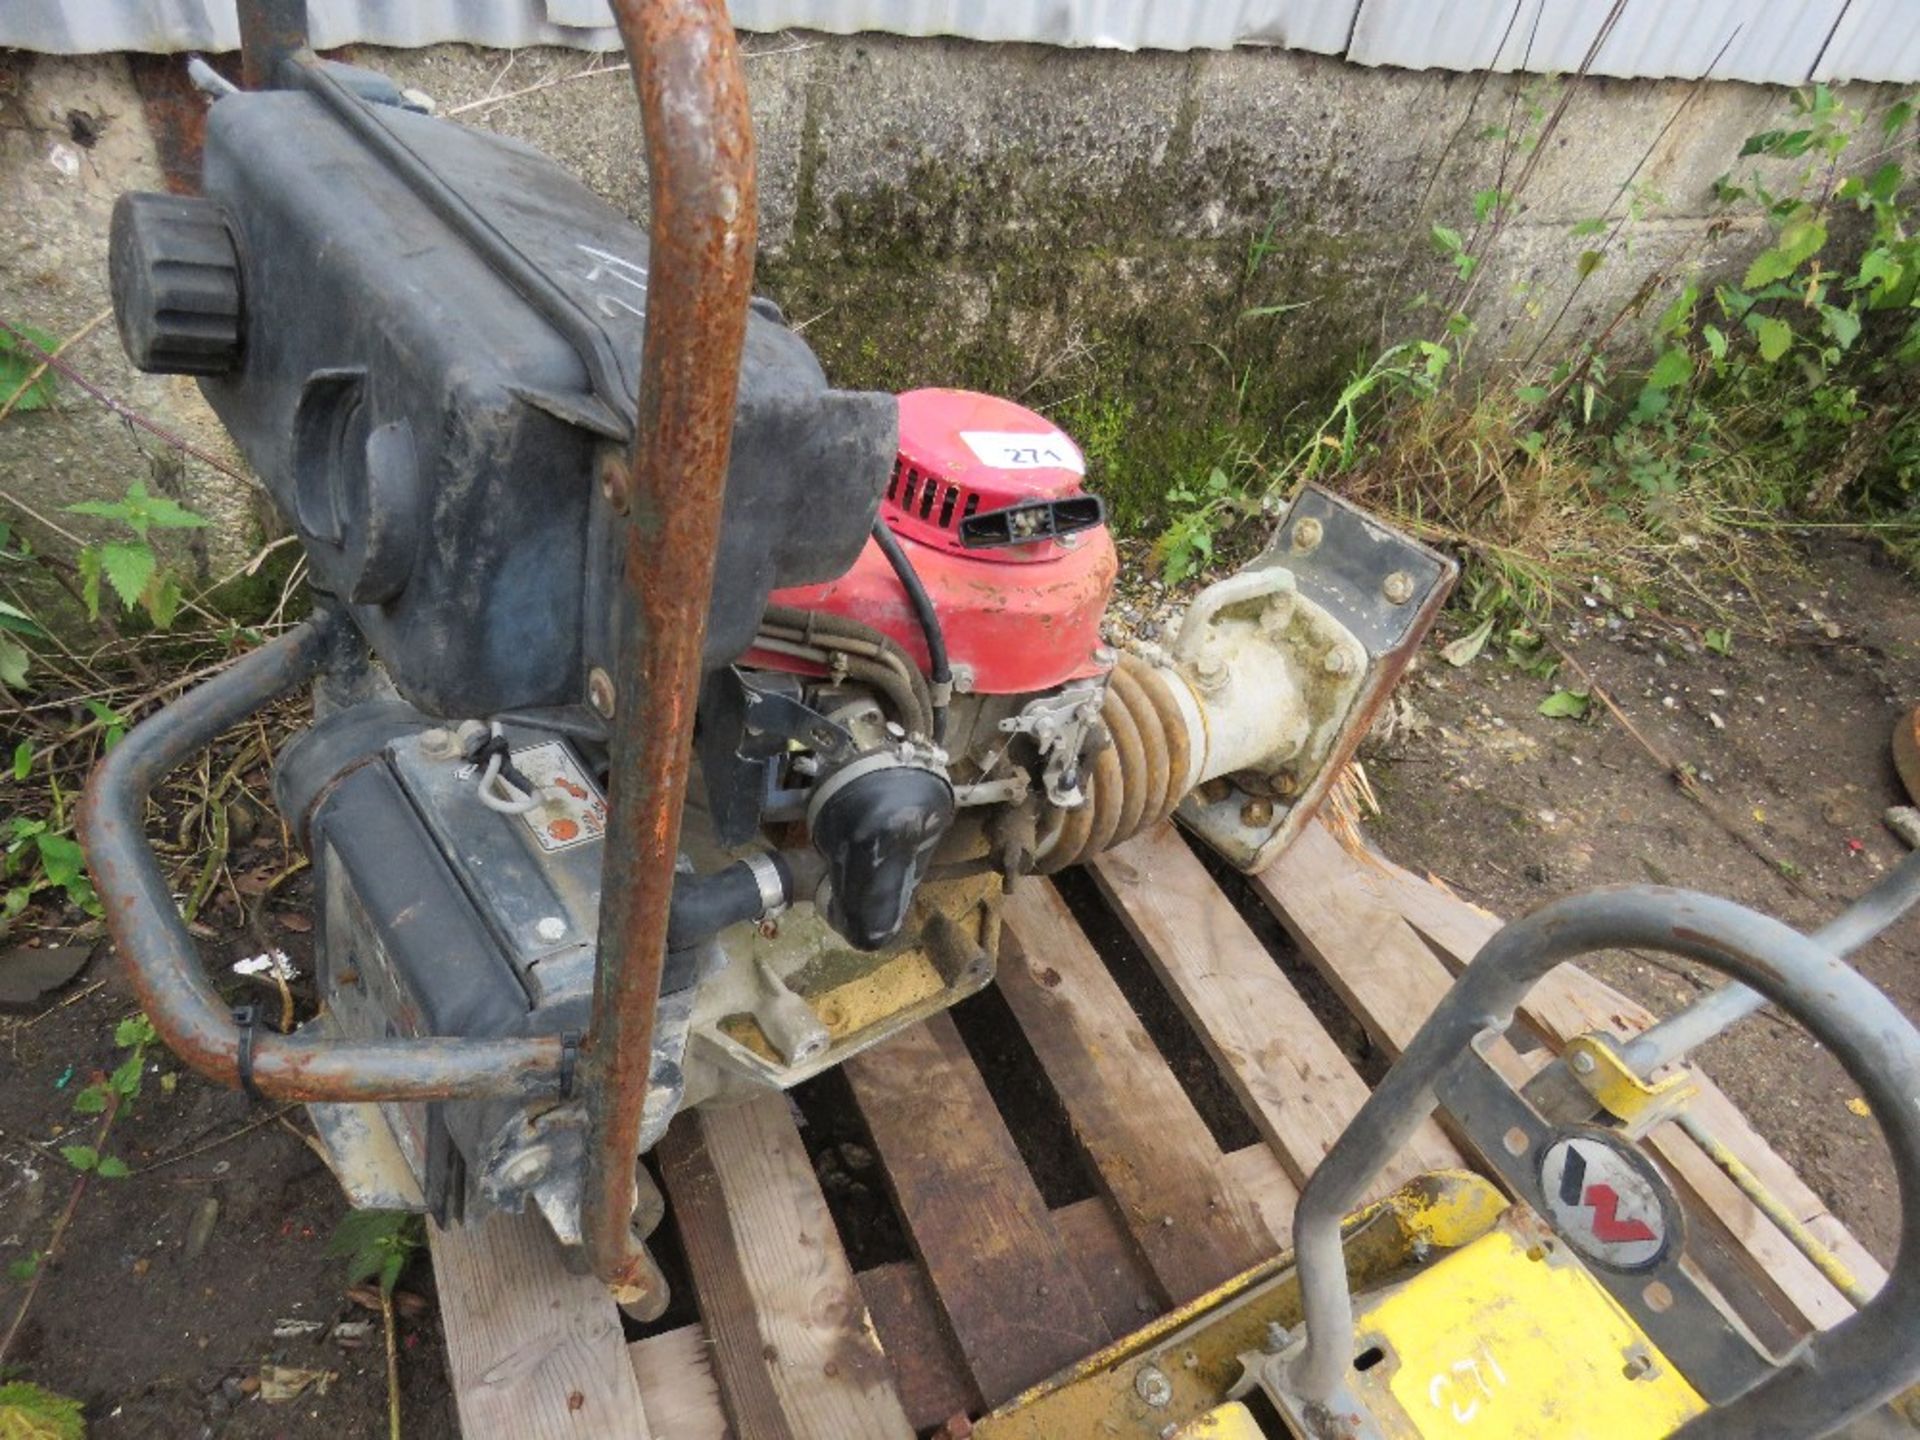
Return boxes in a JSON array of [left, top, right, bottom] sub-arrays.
[[1539, 1135, 1670, 1271], [1558, 1145, 1658, 1244]]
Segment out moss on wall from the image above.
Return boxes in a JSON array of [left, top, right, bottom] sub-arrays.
[[759, 140, 1405, 534]]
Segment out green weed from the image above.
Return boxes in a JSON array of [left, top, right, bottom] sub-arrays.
[[1155, 80, 1920, 629], [0, 1381, 85, 1440]]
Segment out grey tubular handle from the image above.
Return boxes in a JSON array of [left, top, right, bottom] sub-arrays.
[[1623, 846, 1920, 1077], [1284, 885, 1920, 1440], [78, 609, 566, 1103]]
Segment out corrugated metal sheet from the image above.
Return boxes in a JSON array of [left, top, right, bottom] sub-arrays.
[[5, 1, 616, 54], [1816, 0, 1920, 82], [1348, 0, 1848, 85], [2, 0, 1913, 83], [552, 0, 1363, 54], [1, 0, 1362, 57]]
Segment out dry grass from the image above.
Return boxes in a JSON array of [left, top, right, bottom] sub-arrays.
[[1338, 385, 1793, 623]]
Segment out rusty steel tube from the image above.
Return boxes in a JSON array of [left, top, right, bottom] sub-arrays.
[[580, 0, 759, 1304], [78, 610, 567, 1102]]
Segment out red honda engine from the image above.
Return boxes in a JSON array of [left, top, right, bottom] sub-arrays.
[[676, 380, 1449, 1127], [756, 388, 1118, 695], [723, 385, 1451, 920]]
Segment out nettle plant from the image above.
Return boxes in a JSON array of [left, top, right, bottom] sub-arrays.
[[1157, 339, 1456, 584], [0, 337, 212, 689], [66, 479, 211, 632], [2, 337, 211, 929], [1614, 86, 1919, 494]]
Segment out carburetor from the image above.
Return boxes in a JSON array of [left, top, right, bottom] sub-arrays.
[[91, 26, 1453, 1297]]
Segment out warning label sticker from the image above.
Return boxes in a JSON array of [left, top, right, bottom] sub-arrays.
[[512, 741, 608, 853]]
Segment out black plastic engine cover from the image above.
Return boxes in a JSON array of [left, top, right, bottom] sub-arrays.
[[185, 85, 894, 718]]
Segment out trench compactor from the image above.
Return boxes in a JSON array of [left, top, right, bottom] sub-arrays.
[[82, 2, 1920, 1436]]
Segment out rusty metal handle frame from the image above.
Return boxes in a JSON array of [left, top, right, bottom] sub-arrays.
[[78, 607, 567, 1102], [579, 0, 759, 1304], [1283, 886, 1920, 1439]]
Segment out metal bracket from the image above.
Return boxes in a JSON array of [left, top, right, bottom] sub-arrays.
[[998, 679, 1105, 807], [1430, 1034, 1775, 1403], [233, 1003, 266, 1104], [1563, 1030, 1698, 1138], [1175, 484, 1457, 871], [738, 675, 857, 762]]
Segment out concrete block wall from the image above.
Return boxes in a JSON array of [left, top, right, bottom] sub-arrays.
[[0, 35, 1893, 573]]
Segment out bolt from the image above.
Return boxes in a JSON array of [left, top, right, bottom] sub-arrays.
[[1198, 777, 1233, 806], [495, 1143, 554, 1190], [1194, 653, 1229, 693], [1262, 1321, 1290, 1355], [1291, 516, 1323, 554], [1570, 1050, 1597, 1075], [587, 666, 616, 719], [598, 451, 630, 515], [417, 726, 461, 761], [758, 917, 780, 940], [1134, 1365, 1172, 1408], [536, 917, 567, 943], [1241, 797, 1275, 828], [1323, 648, 1354, 677], [1382, 570, 1415, 605], [1269, 768, 1301, 798], [1260, 591, 1297, 634]]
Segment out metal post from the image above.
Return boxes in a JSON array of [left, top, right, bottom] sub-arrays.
[[236, 0, 310, 89], [578, 0, 759, 1309]]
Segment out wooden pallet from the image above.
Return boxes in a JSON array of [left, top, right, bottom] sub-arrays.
[[429, 818, 1885, 1439]]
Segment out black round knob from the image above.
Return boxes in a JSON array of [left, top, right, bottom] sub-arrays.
[[109, 192, 244, 376]]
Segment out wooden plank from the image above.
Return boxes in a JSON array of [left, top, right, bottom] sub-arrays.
[[431, 1209, 653, 1440], [1252, 823, 1475, 1073], [628, 1326, 730, 1440], [1223, 1142, 1299, 1251], [1364, 856, 1503, 969], [1090, 824, 1460, 1195], [999, 881, 1279, 1301], [1261, 821, 1859, 1331], [845, 1014, 1112, 1405], [857, 1159, 1296, 1426], [656, 1097, 915, 1440], [1053, 1193, 1171, 1339], [856, 1262, 979, 1432], [1365, 844, 1887, 1308]]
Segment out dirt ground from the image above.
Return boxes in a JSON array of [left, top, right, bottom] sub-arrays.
[[3, 534, 1917, 1436], [0, 913, 462, 1437]]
